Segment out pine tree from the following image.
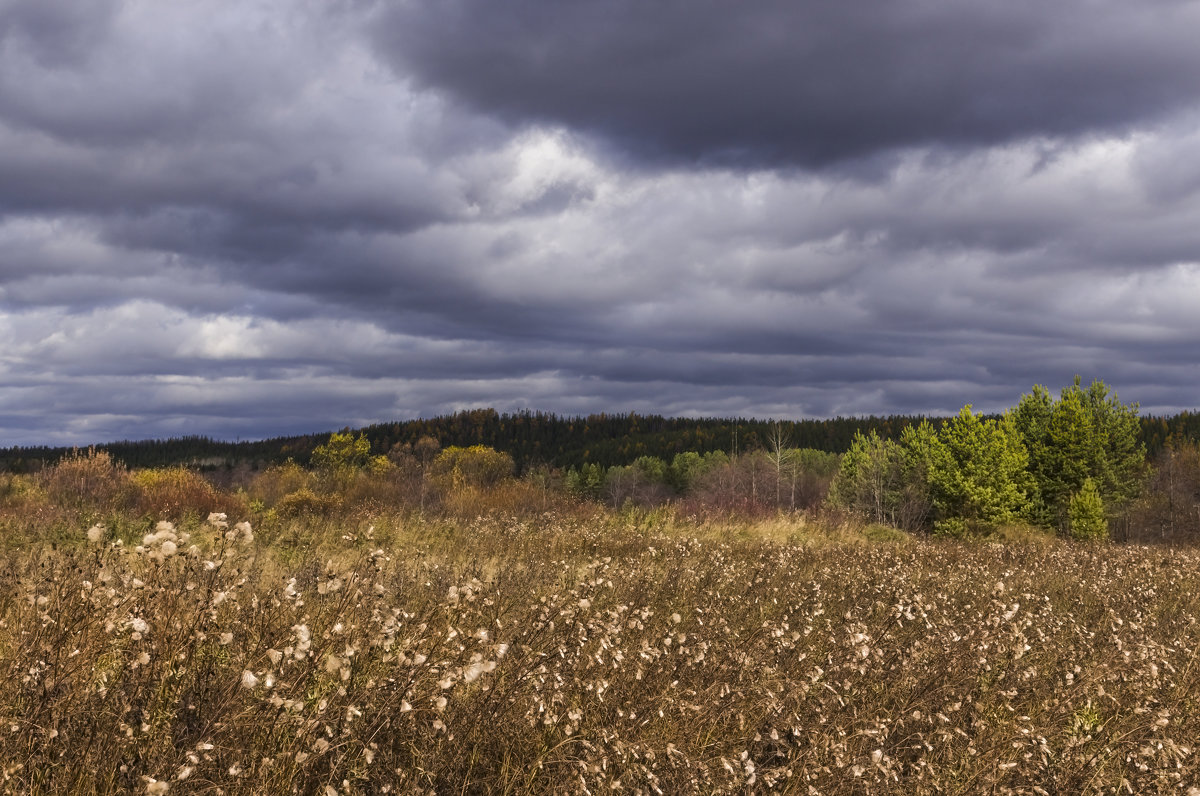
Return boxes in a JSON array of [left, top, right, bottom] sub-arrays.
[[1014, 378, 1144, 532], [924, 406, 1030, 537], [1069, 477, 1109, 541]]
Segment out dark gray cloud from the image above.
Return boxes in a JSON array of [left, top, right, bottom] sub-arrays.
[[374, 0, 1200, 168], [0, 0, 1198, 447], [0, 0, 119, 69]]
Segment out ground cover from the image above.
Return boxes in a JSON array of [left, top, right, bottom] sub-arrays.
[[2, 511, 1199, 793]]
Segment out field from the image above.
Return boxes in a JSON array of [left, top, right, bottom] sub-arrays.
[[3, 506, 1200, 794]]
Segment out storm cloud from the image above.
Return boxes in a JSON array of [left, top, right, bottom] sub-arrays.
[[1, 0, 1199, 446], [377, 0, 1200, 167]]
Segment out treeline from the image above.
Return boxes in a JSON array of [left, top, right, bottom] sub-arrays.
[[6, 406, 1200, 475], [7, 380, 1200, 545], [356, 410, 933, 471], [0, 434, 838, 544], [826, 379, 1198, 542], [563, 447, 842, 516], [0, 411, 929, 473], [379, 432, 843, 518], [0, 435, 313, 474]]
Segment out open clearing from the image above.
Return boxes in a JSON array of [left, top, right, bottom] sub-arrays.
[[3, 512, 1199, 794]]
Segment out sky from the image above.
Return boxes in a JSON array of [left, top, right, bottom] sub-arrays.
[[3, 0, 1200, 446]]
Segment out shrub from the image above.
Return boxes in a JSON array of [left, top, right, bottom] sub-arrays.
[[41, 448, 131, 513], [1, 473, 46, 509], [311, 431, 389, 483], [275, 487, 341, 517], [248, 461, 313, 506], [5, 516, 1200, 793], [428, 446, 514, 490], [933, 516, 971, 539], [861, 523, 909, 543], [131, 466, 224, 518], [990, 522, 1056, 544]]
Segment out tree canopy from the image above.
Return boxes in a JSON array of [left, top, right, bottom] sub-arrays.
[[1013, 378, 1143, 531], [832, 378, 1144, 538]]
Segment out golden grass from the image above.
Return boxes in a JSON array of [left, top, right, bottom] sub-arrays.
[[2, 506, 1200, 794]]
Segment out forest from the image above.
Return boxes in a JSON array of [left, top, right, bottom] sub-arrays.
[[2, 378, 1198, 545], [3, 393, 1200, 474]]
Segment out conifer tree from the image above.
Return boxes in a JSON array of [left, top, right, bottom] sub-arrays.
[[1069, 477, 1109, 541], [1014, 377, 1143, 532], [923, 406, 1030, 536]]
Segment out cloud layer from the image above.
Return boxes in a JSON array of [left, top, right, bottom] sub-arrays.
[[2, 0, 1199, 445], [379, 0, 1200, 167]]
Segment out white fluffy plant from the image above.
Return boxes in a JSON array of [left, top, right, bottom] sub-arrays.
[[138, 521, 190, 562], [208, 512, 255, 546]]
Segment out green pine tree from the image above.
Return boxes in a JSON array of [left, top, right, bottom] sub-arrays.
[[1014, 377, 1144, 533], [1068, 477, 1109, 541], [924, 406, 1030, 537]]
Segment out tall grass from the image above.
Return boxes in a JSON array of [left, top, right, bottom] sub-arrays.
[[3, 507, 1200, 793]]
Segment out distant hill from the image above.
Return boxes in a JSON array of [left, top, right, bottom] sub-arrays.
[[2, 408, 1199, 473]]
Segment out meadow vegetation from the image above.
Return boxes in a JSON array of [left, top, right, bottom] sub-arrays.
[[3, 382, 1200, 792]]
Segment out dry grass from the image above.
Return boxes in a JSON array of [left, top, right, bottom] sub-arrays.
[[2, 507, 1200, 794]]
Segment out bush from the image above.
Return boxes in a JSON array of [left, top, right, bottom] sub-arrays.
[[7, 517, 1200, 792], [249, 461, 314, 506], [990, 522, 1056, 544], [131, 466, 224, 519], [275, 487, 342, 517], [41, 448, 131, 513], [861, 523, 910, 543], [1, 473, 46, 509], [429, 446, 514, 490], [933, 516, 971, 539], [311, 431, 389, 483]]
